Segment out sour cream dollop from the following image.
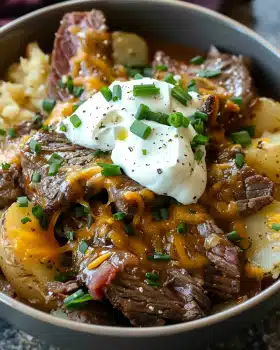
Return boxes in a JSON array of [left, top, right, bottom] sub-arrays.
[[59, 78, 207, 204]]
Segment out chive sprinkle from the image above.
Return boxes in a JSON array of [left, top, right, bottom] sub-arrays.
[[70, 114, 82, 128], [130, 120, 152, 140], [21, 216, 32, 224], [7, 128, 16, 138], [197, 69, 222, 78], [32, 205, 44, 219], [134, 73, 143, 80], [192, 119, 204, 134], [226, 231, 242, 241], [242, 125, 255, 138], [100, 86, 112, 102], [133, 84, 160, 97], [187, 79, 199, 93], [143, 67, 153, 78], [146, 111, 169, 125], [171, 86, 192, 106], [231, 96, 243, 106], [177, 222, 187, 234], [31, 172, 41, 183], [192, 110, 208, 121], [112, 85, 122, 101], [190, 55, 205, 65], [145, 272, 159, 281], [235, 153, 245, 169], [60, 123, 67, 132], [194, 148, 204, 162], [93, 149, 109, 157], [124, 223, 135, 236], [98, 163, 122, 176], [64, 293, 93, 307], [1, 162, 10, 170], [64, 289, 84, 305], [30, 139, 41, 153], [87, 214, 93, 229], [164, 73, 176, 85], [126, 67, 142, 77], [142, 149, 147, 155], [48, 162, 61, 176], [17, 196, 28, 207], [135, 103, 150, 120], [148, 253, 171, 261], [79, 241, 88, 254], [191, 134, 209, 148], [145, 279, 161, 287], [168, 112, 183, 128], [58, 79, 66, 89], [41, 124, 49, 132], [272, 223, 280, 231], [183, 117, 190, 128], [231, 131, 251, 147], [72, 86, 84, 98], [42, 98, 56, 113], [113, 212, 126, 221], [48, 153, 63, 165], [66, 231, 74, 241], [156, 64, 168, 72], [0, 129, 6, 136], [66, 76, 74, 93]]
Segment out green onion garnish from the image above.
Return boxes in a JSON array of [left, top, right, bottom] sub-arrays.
[[145, 272, 159, 281], [191, 134, 209, 148], [190, 56, 205, 65], [0, 129, 6, 136], [48, 153, 63, 165], [70, 114, 82, 128], [79, 241, 88, 254], [145, 280, 161, 287], [148, 253, 171, 261], [272, 223, 280, 231], [87, 214, 93, 229], [17, 196, 28, 207], [64, 289, 84, 305], [192, 119, 204, 134], [42, 98, 56, 113], [21, 216, 31, 224], [197, 69, 222, 78], [164, 73, 176, 85], [113, 212, 126, 221], [231, 96, 243, 106], [226, 231, 242, 241], [48, 162, 61, 176], [41, 124, 49, 132], [194, 149, 204, 162], [31, 172, 41, 183], [66, 231, 74, 241], [60, 123, 67, 132], [100, 86, 112, 102], [73, 86, 84, 98], [171, 86, 192, 106], [156, 64, 168, 72], [126, 67, 142, 77], [66, 76, 74, 93], [135, 103, 150, 120], [142, 149, 147, 155], [235, 153, 245, 169], [134, 73, 143, 80], [187, 79, 199, 93], [124, 223, 135, 236], [58, 79, 66, 89], [168, 112, 183, 128], [65, 293, 93, 308], [98, 163, 122, 176], [183, 117, 190, 128], [1, 162, 10, 170], [112, 85, 122, 101], [160, 208, 169, 220], [231, 131, 251, 147], [93, 149, 109, 157], [146, 111, 169, 125], [133, 84, 160, 97], [177, 222, 187, 234], [32, 205, 44, 219], [74, 205, 89, 218], [242, 125, 255, 138], [192, 110, 208, 121], [130, 120, 152, 140], [143, 67, 153, 78], [7, 128, 16, 138], [30, 139, 41, 153]]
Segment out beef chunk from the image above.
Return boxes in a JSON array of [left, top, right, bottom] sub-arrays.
[[0, 165, 23, 208], [152, 51, 188, 77], [48, 10, 111, 100], [203, 146, 274, 219], [48, 280, 80, 298], [197, 220, 241, 299]]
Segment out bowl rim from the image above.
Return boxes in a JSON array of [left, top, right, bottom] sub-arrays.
[[1, 0, 280, 338]]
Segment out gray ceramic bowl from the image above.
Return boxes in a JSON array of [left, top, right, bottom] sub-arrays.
[[1, 1, 280, 349]]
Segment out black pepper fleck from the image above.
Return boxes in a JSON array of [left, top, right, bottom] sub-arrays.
[[157, 168, 163, 174]]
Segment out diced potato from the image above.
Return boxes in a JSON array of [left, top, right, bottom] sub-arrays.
[[250, 97, 280, 137], [246, 131, 280, 183], [112, 32, 149, 67], [243, 201, 280, 279]]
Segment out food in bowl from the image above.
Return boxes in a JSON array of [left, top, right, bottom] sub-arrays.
[[0, 9, 279, 327]]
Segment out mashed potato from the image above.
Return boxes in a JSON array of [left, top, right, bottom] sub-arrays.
[[0, 43, 49, 127]]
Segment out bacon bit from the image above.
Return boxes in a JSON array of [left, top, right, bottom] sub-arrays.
[[87, 252, 112, 270]]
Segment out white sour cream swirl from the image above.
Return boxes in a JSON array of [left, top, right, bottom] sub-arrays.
[[59, 78, 207, 204]]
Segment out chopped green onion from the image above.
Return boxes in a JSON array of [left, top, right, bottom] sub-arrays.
[[156, 64, 168, 72], [64, 289, 84, 305], [98, 163, 122, 176], [100, 86, 112, 102], [171, 86, 192, 106], [160, 208, 169, 220], [60, 123, 67, 132], [187, 79, 199, 93], [7, 128, 16, 138], [0, 129, 6, 136], [112, 85, 122, 101], [272, 223, 280, 231], [192, 110, 208, 121], [242, 125, 255, 138], [197, 69, 222, 78], [134, 73, 143, 80], [191, 134, 209, 148], [143, 67, 153, 78], [79, 241, 88, 254], [74, 205, 89, 218], [145, 272, 159, 281], [177, 222, 187, 234], [58, 79, 66, 89], [192, 119, 204, 134], [164, 73, 176, 85], [1, 162, 10, 170], [133, 84, 160, 97], [142, 149, 147, 156], [190, 55, 205, 65], [66, 231, 74, 241], [183, 117, 190, 128], [124, 223, 134, 236], [87, 214, 93, 229], [30, 139, 41, 153], [42, 98, 56, 113], [48, 162, 61, 176], [65, 293, 93, 308], [231, 131, 251, 147], [32, 205, 44, 219], [126, 67, 142, 77], [73, 86, 84, 98], [113, 212, 126, 221], [48, 153, 63, 165], [32, 114, 43, 124], [168, 112, 183, 128], [146, 111, 169, 125], [226, 231, 242, 241], [66, 76, 74, 93], [17, 196, 28, 207], [70, 114, 82, 128], [235, 153, 245, 169], [194, 149, 204, 162], [31, 172, 41, 183], [145, 279, 161, 287], [93, 149, 109, 157], [135, 103, 150, 120], [130, 120, 152, 140], [21, 216, 31, 224], [42, 124, 49, 132], [231, 96, 243, 106], [148, 253, 171, 261]]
